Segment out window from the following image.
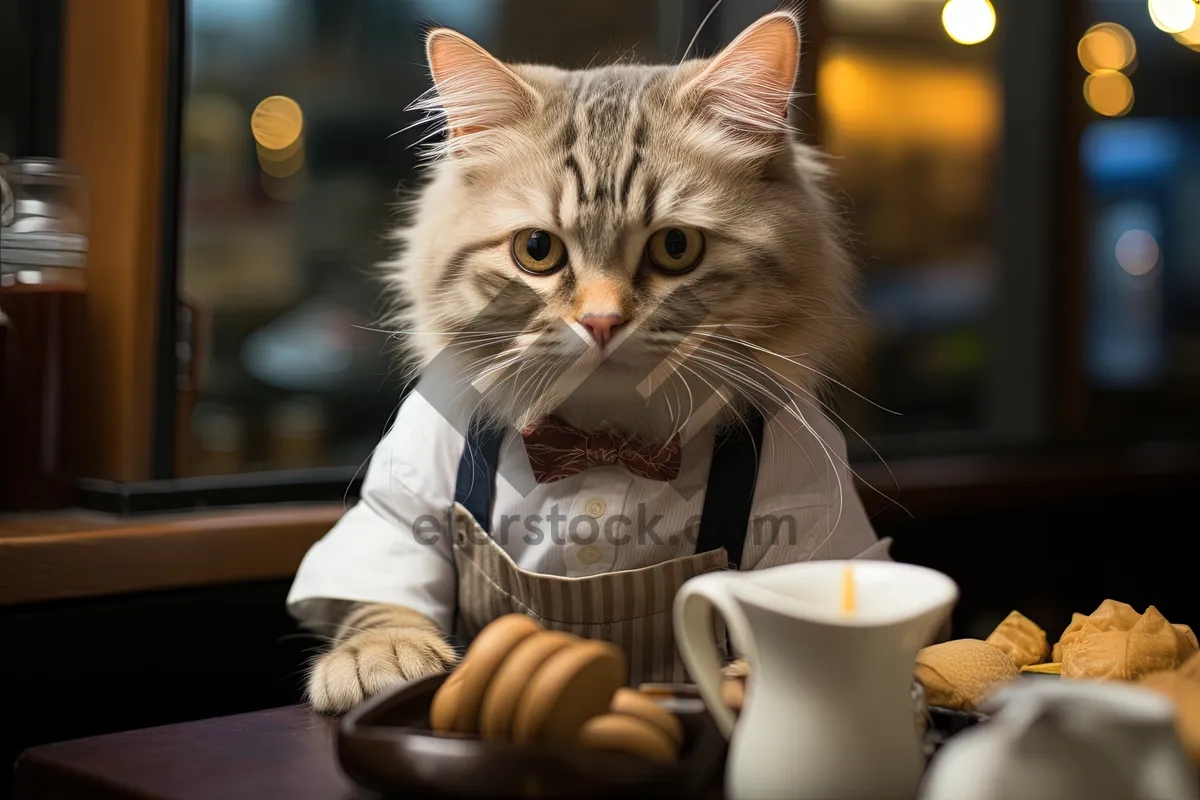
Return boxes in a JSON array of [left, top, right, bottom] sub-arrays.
[[1075, 0, 1200, 441], [818, 0, 1004, 456], [172, 0, 780, 481], [41, 0, 1200, 510]]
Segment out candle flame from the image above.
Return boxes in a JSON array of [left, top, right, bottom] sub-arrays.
[[842, 564, 856, 615]]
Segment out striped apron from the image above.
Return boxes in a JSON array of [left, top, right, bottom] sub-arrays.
[[450, 411, 763, 685]]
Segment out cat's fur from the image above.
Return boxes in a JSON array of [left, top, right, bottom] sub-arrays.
[[307, 11, 860, 713]]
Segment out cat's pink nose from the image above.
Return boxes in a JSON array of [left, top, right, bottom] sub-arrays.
[[579, 314, 625, 346]]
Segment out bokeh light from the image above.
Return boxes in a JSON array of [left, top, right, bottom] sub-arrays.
[[941, 0, 996, 46], [1083, 70, 1135, 117], [252, 96, 306, 197], [1148, 0, 1196, 34], [1170, 11, 1200, 50], [1114, 229, 1160, 275], [1078, 23, 1137, 74], [251, 96, 303, 152]]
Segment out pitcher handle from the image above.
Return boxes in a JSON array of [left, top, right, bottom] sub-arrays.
[[675, 574, 755, 740]]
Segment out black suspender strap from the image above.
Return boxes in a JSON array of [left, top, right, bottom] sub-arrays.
[[453, 419, 505, 534], [692, 409, 765, 568]]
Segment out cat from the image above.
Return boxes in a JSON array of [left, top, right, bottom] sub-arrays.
[[292, 9, 879, 715]]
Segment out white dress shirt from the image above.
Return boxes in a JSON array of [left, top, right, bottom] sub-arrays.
[[286, 391, 889, 633]]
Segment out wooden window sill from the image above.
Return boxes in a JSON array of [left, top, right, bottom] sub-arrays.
[[0, 504, 344, 607]]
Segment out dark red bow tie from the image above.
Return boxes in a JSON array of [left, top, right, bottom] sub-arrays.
[[520, 417, 682, 483]]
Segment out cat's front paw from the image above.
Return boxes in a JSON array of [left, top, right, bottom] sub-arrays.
[[307, 626, 457, 714]]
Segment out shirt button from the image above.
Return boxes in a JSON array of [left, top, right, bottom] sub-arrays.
[[585, 498, 606, 518], [578, 545, 603, 566]]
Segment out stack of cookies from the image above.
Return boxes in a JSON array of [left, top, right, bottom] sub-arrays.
[[429, 614, 684, 764]]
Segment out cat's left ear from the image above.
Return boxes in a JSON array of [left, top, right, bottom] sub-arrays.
[[676, 11, 800, 139], [423, 28, 540, 145]]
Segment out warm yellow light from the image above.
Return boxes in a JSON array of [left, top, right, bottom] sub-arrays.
[[942, 0, 996, 46], [251, 95, 304, 152], [1078, 23, 1137, 74], [1083, 70, 1135, 117], [1115, 229, 1159, 275], [1171, 10, 1200, 48], [818, 47, 999, 148], [1148, 0, 1196, 34]]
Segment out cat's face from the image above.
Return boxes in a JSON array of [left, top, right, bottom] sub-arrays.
[[389, 12, 856, 439]]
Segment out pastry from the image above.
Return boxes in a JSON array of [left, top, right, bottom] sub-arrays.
[[577, 713, 679, 764], [1061, 606, 1197, 681], [1165, 679, 1200, 767], [986, 611, 1050, 668], [478, 630, 579, 740], [609, 688, 683, 747], [1179, 650, 1200, 681], [1140, 667, 1200, 766], [1052, 600, 1140, 662], [512, 639, 626, 743], [430, 613, 543, 734], [914, 639, 1019, 711]]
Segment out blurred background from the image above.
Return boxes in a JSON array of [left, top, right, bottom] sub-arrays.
[[160, 0, 1200, 474], [3, 0, 1200, 794], [4, 0, 1195, 479]]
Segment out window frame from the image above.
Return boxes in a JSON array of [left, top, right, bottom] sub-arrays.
[[57, 0, 170, 483]]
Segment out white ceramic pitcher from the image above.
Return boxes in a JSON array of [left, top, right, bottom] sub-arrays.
[[675, 560, 958, 800]]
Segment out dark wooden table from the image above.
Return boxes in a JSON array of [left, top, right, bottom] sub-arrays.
[[14, 706, 361, 800]]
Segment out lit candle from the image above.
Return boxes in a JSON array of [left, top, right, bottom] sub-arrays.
[[842, 564, 856, 615]]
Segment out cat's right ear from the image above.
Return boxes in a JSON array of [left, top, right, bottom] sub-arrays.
[[675, 11, 800, 143], [423, 29, 539, 146]]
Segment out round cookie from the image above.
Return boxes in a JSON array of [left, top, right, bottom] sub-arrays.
[[452, 614, 544, 734], [479, 630, 579, 740], [609, 688, 683, 747], [914, 639, 1018, 711], [512, 639, 627, 744], [578, 713, 678, 764], [429, 669, 466, 733]]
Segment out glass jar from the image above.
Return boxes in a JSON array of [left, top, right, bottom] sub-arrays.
[[3, 157, 88, 236], [0, 157, 89, 511]]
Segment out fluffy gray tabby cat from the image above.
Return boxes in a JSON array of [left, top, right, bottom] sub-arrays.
[[306, 10, 862, 713]]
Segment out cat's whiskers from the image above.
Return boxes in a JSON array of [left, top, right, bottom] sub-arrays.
[[658, 352, 697, 446], [696, 339, 899, 495], [686, 330, 899, 415], [355, 325, 530, 337], [678, 348, 845, 535], [663, 353, 760, 459], [680, 341, 900, 515], [519, 361, 563, 427], [687, 345, 913, 547]]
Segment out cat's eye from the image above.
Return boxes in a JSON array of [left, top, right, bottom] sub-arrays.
[[512, 228, 567, 274], [646, 227, 705, 274]]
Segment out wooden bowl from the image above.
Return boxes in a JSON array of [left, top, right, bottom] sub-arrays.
[[337, 674, 727, 798]]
